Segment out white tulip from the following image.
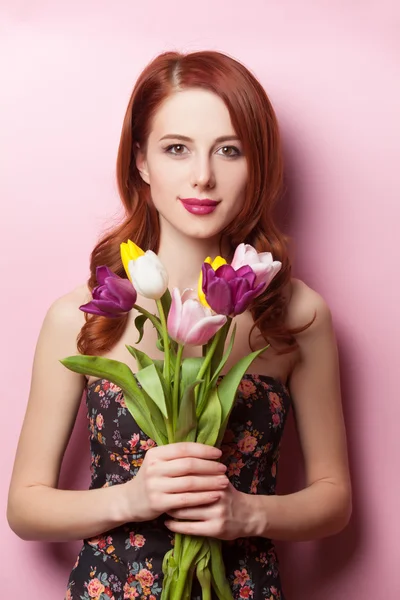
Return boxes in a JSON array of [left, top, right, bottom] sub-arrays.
[[128, 251, 168, 300]]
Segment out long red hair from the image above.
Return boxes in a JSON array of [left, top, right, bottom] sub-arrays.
[[78, 50, 311, 355]]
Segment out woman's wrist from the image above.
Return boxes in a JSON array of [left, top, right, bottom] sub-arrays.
[[112, 479, 137, 525], [236, 491, 269, 539]]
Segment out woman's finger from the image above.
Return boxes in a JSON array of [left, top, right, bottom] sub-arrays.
[[148, 442, 222, 462], [159, 474, 228, 494], [164, 518, 216, 537], [163, 491, 221, 512], [158, 457, 227, 478]]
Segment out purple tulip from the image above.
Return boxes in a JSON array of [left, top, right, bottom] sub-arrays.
[[201, 263, 265, 317], [79, 266, 137, 318], [167, 288, 227, 346]]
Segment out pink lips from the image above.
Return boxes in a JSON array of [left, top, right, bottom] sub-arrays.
[[180, 198, 219, 215]]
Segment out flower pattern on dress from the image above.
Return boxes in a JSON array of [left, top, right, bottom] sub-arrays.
[[65, 374, 291, 599]]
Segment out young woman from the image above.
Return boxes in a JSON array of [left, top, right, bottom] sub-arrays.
[[7, 50, 352, 599]]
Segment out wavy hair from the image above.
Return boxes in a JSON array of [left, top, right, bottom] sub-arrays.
[[78, 50, 312, 356]]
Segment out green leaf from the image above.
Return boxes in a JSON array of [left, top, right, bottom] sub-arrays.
[[208, 324, 237, 389], [160, 287, 172, 316], [196, 388, 221, 446], [210, 318, 231, 373], [60, 355, 133, 388], [126, 345, 152, 369], [209, 539, 234, 600], [60, 355, 161, 442], [126, 344, 165, 374], [175, 381, 201, 442], [196, 550, 211, 599], [216, 345, 270, 446], [135, 363, 169, 419], [138, 389, 168, 445], [180, 357, 204, 397], [134, 314, 148, 344]]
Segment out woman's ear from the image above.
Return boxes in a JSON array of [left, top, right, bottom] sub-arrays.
[[135, 144, 150, 185]]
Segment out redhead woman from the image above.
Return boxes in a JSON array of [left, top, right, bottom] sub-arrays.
[[7, 50, 352, 600]]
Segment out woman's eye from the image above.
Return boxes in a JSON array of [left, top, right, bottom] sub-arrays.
[[217, 146, 241, 157], [165, 144, 188, 155]]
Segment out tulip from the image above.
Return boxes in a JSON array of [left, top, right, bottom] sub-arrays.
[[128, 250, 169, 300], [197, 255, 227, 307], [120, 240, 145, 281], [79, 266, 137, 318], [168, 288, 227, 346], [231, 243, 282, 295], [201, 263, 266, 317]]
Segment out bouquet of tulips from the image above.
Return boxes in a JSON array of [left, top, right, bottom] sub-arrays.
[[61, 240, 281, 600]]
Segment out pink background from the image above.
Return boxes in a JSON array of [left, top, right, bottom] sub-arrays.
[[1, 1, 399, 597]]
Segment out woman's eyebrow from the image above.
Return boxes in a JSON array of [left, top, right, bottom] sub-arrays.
[[159, 134, 241, 143]]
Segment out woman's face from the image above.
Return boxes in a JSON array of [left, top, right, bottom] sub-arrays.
[[136, 88, 248, 241]]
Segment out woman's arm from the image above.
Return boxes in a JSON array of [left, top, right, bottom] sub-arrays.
[[251, 281, 352, 540], [7, 287, 132, 541], [165, 280, 352, 541], [7, 287, 229, 542]]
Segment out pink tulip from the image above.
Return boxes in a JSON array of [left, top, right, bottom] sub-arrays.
[[231, 243, 282, 295], [167, 288, 227, 346]]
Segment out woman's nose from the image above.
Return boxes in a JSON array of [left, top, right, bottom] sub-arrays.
[[190, 156, 216, 190]]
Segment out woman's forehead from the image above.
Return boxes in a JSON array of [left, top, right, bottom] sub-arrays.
[[148, 89, 238, 142]]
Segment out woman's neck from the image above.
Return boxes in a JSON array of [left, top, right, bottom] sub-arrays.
[[157, 223, 223, 292]]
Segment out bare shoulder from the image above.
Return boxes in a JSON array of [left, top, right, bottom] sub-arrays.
[[45, 282, 91, 332], [33, 281, 92, 391], [286, 277, 333, 338]]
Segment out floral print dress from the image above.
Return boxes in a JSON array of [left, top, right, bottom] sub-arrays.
[[65, 374, 291, 600]]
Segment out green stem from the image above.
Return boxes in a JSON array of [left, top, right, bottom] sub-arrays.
[[171, 567, 190, 600], [165, 419, 174, 444], [197, 327, 224, 382], [196, 323, 229, 415], [133, 303, 162, 334], [172, 344, 184, 429], [156, 299, 171, 385], [173, 532, 183, 565]]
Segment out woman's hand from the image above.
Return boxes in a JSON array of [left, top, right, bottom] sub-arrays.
[[122, 442, 229, 523], [164, 481, 256, 540]]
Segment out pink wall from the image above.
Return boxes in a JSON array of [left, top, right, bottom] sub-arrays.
[[1, 2, 399, 597]]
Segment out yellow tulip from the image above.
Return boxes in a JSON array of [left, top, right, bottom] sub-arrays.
[[198, 255, 227, 308], [120, 240, 145, 281]]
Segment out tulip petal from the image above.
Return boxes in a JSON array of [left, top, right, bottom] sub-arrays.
[[258, 251, 274, 265], [179, 299, 207, 341], [181, 288, 197, 302], [106, 277, 137, 311], [79, 300, 122, 317], [167, 287, 182, 340], [128, 239, 145, 260], [214, 264, 236, 281], [230, 277, 251, 305], [231, 242, 246, 268], [233, 288, 259, 315], [201, 263, 213, 293], [185, 314, 227, 346], [92, 286, 114, 301], [96, 265, 117, 286], [129, 253, 168, 300], [120, 243, 132, 280], [235, 264, 255, 278], [206, 278, 233, 316], [211, 255, 227, 270]]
